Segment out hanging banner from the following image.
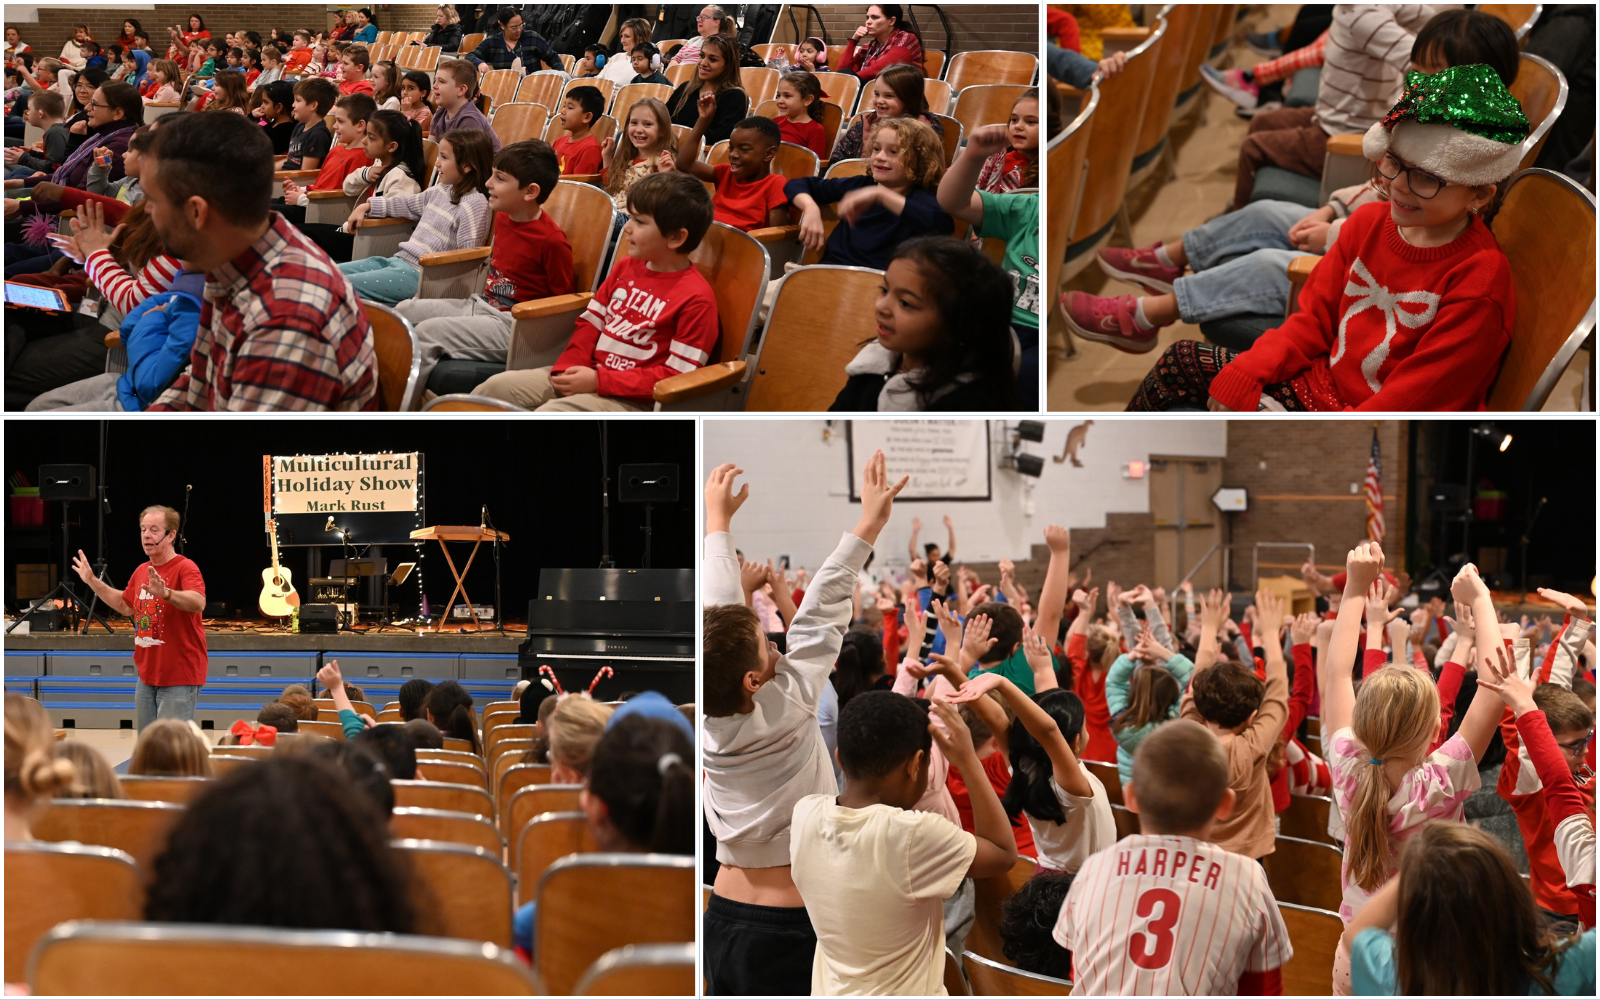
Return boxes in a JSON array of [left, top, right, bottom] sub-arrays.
[[270, 453, 422, 514]]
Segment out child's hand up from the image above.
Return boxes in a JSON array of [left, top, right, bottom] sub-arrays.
[[739, 559, 767, 595], [654, 147, 675, 173], [960, 612, 997, 666], [852, 448, 907, 544], [317, 659, 344, 692], [1044, 523, 1070, 555], [703, 462, 748, 534], [1476, 638, 1536, 715], [1343, 541, 1384, 597], [1290, 611, 1318, 645], [965, 124, 1010, 160], [928, 698, 979, 768], [696, 89, 717, 123], [947, 671, 1005, 705], [1449, 562, 1488, 604], [1536, 587, 1590, 615], [1022, 625, 1054, 675]]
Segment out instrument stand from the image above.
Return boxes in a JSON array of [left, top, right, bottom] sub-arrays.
[[485, 507, 507, 635], [8, 500, 113, 635], [367, 564, 416, 633], [640, 502, 655, 569]]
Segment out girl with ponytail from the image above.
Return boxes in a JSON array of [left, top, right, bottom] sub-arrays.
[[6, 693, 77, 839], [1321, 542, 1506, 995]]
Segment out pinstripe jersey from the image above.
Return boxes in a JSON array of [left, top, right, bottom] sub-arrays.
[[1054, 834, 1292, 995]]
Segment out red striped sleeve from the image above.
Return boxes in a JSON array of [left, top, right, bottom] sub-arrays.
[[85, 251, 182, 314]]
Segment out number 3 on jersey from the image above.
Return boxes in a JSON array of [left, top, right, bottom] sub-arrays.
[[1128, 888, 1181, 969]]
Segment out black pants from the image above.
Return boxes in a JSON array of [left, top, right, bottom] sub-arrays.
[[277, 201, 357, 263], [703, 894, 817, 997], [5, 311, 114, 409]]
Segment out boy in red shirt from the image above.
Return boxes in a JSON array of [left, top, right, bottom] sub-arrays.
[[338, 44, 375, 96], [477, 170, 719, 411], [280, 93, 376, 216], [551, 85, 604, 176], [394, 140, 576, 389], [284, 29, 313, 74], [675, 92, 790, 233]]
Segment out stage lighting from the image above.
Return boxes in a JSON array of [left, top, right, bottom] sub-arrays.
[[1015, 421, 1046, 443], [1471, 422, 1511, 452], [1009, 453, 1045, 478], [1499, 433, 1513, 452]]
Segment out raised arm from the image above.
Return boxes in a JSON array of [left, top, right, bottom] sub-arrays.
[[943, 515, 956, 563], [673, 89, 718, 182], [935, 124, 1007, 227], [765, 561, 798, 628], [1239, 589, 1290, 756], [953, 672, 1091, 798], [1451, 564, 1513, 763], [930, 699, 1017, 878], [907, 517, 922, 564], [1324, 543, 1384, 736], [701, 463, 748, 607], [1022, 625, 1059, 694], [1031, 525, 1072, 653], [317, 660, 370, 740]]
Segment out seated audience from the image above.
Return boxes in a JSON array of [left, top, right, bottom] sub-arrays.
[[4, 693, 76, 839], [52, 740, 125, 799], [838, 4, 925, 81], [665, 34, 747, 145], [128, 718, 213, 777]]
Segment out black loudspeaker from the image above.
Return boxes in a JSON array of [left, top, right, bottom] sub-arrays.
[[1427, 483, 1470, 513], [40, 464, 96, 501], [619, 464, 679, 503], [299, 604, 341, 633]]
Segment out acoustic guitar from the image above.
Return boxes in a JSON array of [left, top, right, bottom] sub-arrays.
[[259, 518, 300, 617]]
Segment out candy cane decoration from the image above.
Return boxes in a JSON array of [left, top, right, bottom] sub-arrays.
[[587, 666, 614, 696], [538, 665, 564, 694]]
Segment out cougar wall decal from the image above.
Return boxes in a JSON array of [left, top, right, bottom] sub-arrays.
[[1054, 421, 1093, 467]]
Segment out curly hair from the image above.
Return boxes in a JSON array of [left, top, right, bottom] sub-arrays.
[[144, 754, 420, 933], [1000, 870, 1076, 979], [1189, 660, 1264, 730], [869, 115, 945, 187], [837, 690, 931, 780]]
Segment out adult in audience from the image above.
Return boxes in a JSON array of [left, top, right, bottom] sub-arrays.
[[5, 694, 77, 840], [666, 34, 748, 143], [421, 4, 464, 52], [143, 754, 420, 933], [167, 15, 209, 62], [71, 505, 207, 729], [351, 8, 379, 46], [838, 4, 924, 81], [599, 17, 653, 86], [135, 112, 376, 410], [114, 19, 143, 52], [463, 8, 560, 75], [53, 741, 126, 799], [328, 10, 357, 44], [59, 24, 92, 71], [669, 6, 736, 66], [5, 25, 31, 60]]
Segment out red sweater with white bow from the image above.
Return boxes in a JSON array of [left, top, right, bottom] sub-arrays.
[[1210, 201, 1514, 411]]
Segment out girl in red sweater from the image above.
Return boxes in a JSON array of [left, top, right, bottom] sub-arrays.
[[1127, 65, 1529, 412]]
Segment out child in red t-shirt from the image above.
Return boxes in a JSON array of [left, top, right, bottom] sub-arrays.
[[476, 171, 720, 411], [946, 700, 1038, 859], [551, 85, 605, 176], [284, 29, 314, 73], [393, 140, 577, 389], [338, 45, 374, 96], [773, 71, 828, 161], [675, 91, 790, 233], [280, 92, 376, 209]]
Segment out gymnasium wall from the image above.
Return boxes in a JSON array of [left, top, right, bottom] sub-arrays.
[[769, 4, 1039, 58], [702, 420, 1226, 579], [6, 5, 442, 49]]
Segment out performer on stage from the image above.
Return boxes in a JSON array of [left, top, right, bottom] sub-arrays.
[[72, 505, 208, 731]]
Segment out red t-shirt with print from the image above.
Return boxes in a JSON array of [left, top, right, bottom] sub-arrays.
[[711, 164, 789, 232], [121, 555, 207, 687], [552, 133, 604, 176]]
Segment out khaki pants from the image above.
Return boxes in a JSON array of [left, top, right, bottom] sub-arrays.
[[475, 367, 649, 412]]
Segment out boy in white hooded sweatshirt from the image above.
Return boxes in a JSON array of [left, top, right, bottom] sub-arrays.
[[700, 452, 907, 996]]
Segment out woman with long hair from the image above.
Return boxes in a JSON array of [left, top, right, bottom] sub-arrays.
[[838, 4, 924, 81], [599, 16, 653, 85], [666, 34, 747, 144]]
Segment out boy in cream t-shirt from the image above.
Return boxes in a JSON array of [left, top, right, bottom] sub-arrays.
[[791, 691, 1018, 996]]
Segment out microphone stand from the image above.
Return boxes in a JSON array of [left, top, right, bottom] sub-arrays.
[[78, 420, 116, 635], [1520, 496, 1547, 601], [483, 505, 506, 635], [327, 519, 355, 630]]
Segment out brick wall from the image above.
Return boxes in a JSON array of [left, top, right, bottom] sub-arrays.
[[14, 5, 441, 55], [1223, 420, 1410, 581], [772, 4, 1039, 58]]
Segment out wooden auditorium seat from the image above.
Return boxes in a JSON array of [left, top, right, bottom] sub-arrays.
[[393, 839, 514, 946], [421, 394, 529, 412], [459, 33, 486, 54], [32, 799, 182, 870], [1481, 3, 1543, 42], [417, 760, 489, 788], [416, 748, 486, 768], [945, 50, 1039, 91], [923, 49, 946, 80], [1280, 794, 1338, 846], [967, 854, 1037, 962], [497, 761, 554, 806], [487, 723, 540, 760], [1510, 52, 1568, 170], [1082, 759, 1121, 805], [533, 853, 695, 996], [944, 946, 969, 996], [392, 779, 494, 817], [480, 69, 520, 110], [491, 741, 539, 789], [572, 942, 696, 997], [442, 737, 478, 753], [562, 77, 617, 111], [928, 112, 963, 166], [703, 139, 819, 180], [6, 843, 143, 983], [515, 71, 566, 108], [743, 265, 883, 411], [502, 784, 581, 845], [210, 744, 272, 759], [1110, 803, 1142, 841], [1120, 7, 1199, 194], [1278, 901, 1343, 996], [1171, 5, 1221, 121], [491, 102, 550, 148], [27, 922, 538, 995], [812, 73, 860, 124], [740, 66, 780, 107], [207, 754, 255, 776], [1205, 5, 1239, 65], [364, 302, 423, 411], [1262, 835, 1344, 912], [949, 84, 1028, 148], [1046, 82, 1098, 336], [483, 708, 521, 740], [665, 63, 696, 87], [315, 698, 374, 718], [391, 806, 503, 856], [516, 811, 598, 904], [648, 223, 772, 412], [962, 950, 1072, 996], [118, 776, 212, 805], [295, 718, 345, 741], [611, 82, 673, 117]]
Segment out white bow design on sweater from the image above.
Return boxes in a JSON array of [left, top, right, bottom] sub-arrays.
[[1330, 257, 1441, 393]]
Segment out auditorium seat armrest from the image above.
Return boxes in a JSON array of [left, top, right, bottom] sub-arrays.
[[1100, 27, 1151, 56], [418, 246, 493, 267], [1285, 256, 1321, 317], [306, 189, 354, 200], [510, 293, 593, 320], [359, 216, 413, 229], [652, 360, 746, 404], [144, 102, 180, 109], [104, 331, 122, 349], [272, 170, 320, 181], [1324, 133, 1365, 156], [747, 225, 800, 244]]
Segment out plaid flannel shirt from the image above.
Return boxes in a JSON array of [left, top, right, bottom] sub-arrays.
[[149, 214, 377, 411], [464, 30, 561, 73]]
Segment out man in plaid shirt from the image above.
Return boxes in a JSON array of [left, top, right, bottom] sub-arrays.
[[463, 8, 562, 74], [139, 112, 377, 411]]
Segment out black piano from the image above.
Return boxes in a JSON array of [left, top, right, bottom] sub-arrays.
[[519, 568, 695, 703]]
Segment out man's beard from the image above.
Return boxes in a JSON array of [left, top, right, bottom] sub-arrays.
[[154, 213, 201, 262]]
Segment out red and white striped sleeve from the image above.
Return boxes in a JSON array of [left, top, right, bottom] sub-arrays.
[[84, 250, 182, 315]]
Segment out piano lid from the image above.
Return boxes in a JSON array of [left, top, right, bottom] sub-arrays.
[[535, 568, 693, 604]]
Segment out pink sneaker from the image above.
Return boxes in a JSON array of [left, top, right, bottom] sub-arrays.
[[1096, 242, 1184, 294], [1058, 292, 1163, 354]]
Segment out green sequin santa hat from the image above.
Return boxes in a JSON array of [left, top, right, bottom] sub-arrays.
[[1362, 63, 1531, 188]]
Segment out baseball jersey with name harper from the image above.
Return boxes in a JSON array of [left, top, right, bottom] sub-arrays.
[[1055, 833, 1292, 996]]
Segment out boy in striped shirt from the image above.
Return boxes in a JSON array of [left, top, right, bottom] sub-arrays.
[[1057, 720, 1292, 995]]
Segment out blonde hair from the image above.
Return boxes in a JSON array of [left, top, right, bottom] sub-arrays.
[[606, 97, 674, 197], [548, 696, 614, 779], [1345, 666, 1440, 892], [870, 116, 946, 187], [54, 741, 125, 799], [129, 719, 214, 777], [140, 504, 180, 533], [1086, 623, 1120, 673], [6, 693, 76, 801]]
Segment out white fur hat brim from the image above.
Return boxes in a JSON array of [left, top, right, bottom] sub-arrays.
[[1363, 120, 1524, 188]]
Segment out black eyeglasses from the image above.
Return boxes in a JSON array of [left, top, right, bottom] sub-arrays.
[[1376, 152, 1448, 199], [84, 99, 108, 110]]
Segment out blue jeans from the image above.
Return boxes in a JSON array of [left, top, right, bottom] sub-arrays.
[[1173, 199, 1314, 323], [135, 679, 200, 732], [338, 255, 422, 305]]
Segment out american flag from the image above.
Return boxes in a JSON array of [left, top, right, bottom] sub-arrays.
[[1363, 429, 1384, 543]]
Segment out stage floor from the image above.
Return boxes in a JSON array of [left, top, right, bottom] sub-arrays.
[[4, 618, 524, 653]]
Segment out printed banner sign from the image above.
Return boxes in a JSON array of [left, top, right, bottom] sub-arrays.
[[847, 421, 991, 501], [271, 453, 421, 514]]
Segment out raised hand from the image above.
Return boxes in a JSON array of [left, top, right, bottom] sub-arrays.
[[968, 584, 992, 606], [928, 698, 977, 767], [965, 123, 1011, 158], [1071, 587, 1098, 615], [1450, 563, 1489, 604], [998, 558, 1015, 580], [1255, 588, 1286, 638], [1198, 589, 1231, 633], [961, 613, 997, 664], [947, 671, 1005, 704], [932, 559, 950, 590], [911, 517, 922, 532], [1127, 583, 1155, 606], [1105, 580, 1123, 611], [316, 659, 344, 692], [1290, 611, 1318, 645], [1537, 587, 1591, 615], [1344, 541, 1384, 597], [1021, 625, 1053, 674], [704, 463, 748, 534], [1445, 601, 1474, 640], [1476, 639, 1536, 715], [696, 88, 717, 122], [1364, 579, 1405, 628], [71, 549, 97, 585], [739, 559, 767, 595]]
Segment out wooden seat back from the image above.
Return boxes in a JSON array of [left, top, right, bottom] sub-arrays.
[[480, 69, 519, 110], [1281, 794, 1338, 845], [540, 179, 618, 295], [968, 854, 1038, 962], [1510, 52, 1567, 170], [502, 781, 577, 839], [296, 718, 345, 741], [962, 950, 1072, 995], [315, 698, 377, 718], [418, 760, 489, 788], [699, 140, 816, 179], [460, 32, 486, 54], [562, 76, 616, 111], [1132, 9, 1197, 165], [515, 71, 565, 108], [689, 222, 769, 364], [392, 779, 494, 817], [32, 799, 183, 870], [1485, 168, 1596, 410], [740, 66, 779, 107], [534, 854, 695, 995], [491, 740, 539, 787], [1262, 835, 1344, 912], [1110, 803, 1142, 841], [746, 266, 883, 411], [664, 62, 696, 87], [612, 82, 673, 118], [364, 301, 422, 410], [949, 84, 1028, 145], [826, 158, 870, 179], [391, 807, 502, 856], [946, 50, 1038, 91], [28, 921, 537, 995], [573, 942, 696, 996], [491, 102, 550, 147], [6, 843, 143, 983], [118, 776, 212, 804], [1278, 902, 1342, 996], [483, 709, 522, 743], [813, 73, 860, 120], [210, 744, 272, 759], [416, 748, 485, 767], [1082, 759, 1121, 805], [442, 736, 477, 753], [207, 754, 255, 776], [1481, 3, 1542, 41], [394, 839, 513, 946], [923, 77, 953, 115], [923, 49, 946, 80], [487, 723, 539, 758], [1069, 22, 1163, 245], [515, 810, 597, 904]]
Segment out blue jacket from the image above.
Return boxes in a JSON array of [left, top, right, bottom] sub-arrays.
[[115, 272, 204, 411]]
